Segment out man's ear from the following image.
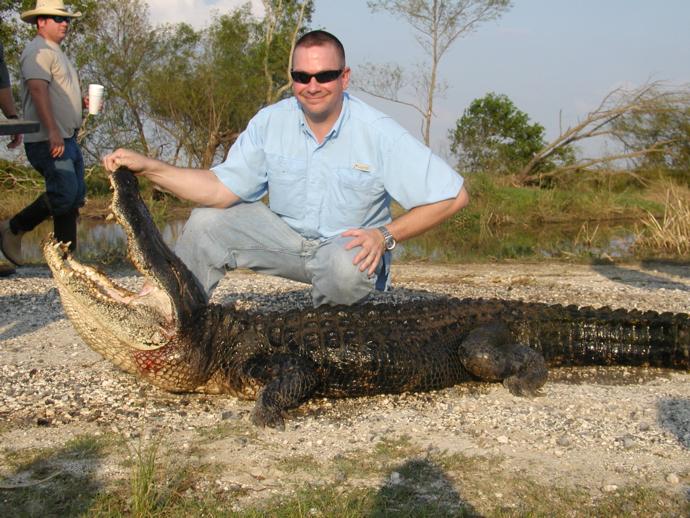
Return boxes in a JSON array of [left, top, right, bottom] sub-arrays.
[[341, 66, 351, 90]]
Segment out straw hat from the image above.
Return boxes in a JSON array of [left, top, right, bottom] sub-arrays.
[[20, 0, 82, 23]]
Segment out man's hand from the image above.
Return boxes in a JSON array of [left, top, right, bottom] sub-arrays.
[[342, 227, 385, 277], [48, 129, 64, 158], [102, 148, 153, 174], [7, 133, 21, 149]]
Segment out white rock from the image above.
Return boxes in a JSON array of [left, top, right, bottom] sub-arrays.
[[666, 473, 680, 484]]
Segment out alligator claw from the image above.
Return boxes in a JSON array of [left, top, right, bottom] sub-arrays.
[[503, 376, 544, 397], [251, 404, 286, 430]]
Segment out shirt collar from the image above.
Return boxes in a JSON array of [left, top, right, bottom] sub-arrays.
[[37, 35, 61, 50], [298, 92, 350, 142]]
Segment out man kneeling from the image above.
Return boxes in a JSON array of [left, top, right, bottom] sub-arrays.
[[103, 30, 468, 307]]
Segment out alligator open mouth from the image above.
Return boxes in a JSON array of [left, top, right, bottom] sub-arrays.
[[43, 169, 210, 389]]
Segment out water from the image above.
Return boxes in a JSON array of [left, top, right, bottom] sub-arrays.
[[394, 221, 639, 263], [13, 218, 638, 265], [17, 218, 186, 264]]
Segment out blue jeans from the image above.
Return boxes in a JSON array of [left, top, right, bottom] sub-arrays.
[[24, 137, 85, 216], [175, 202, 391, 307]]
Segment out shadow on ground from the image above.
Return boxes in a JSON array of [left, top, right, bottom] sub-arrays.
[[370, 458, 478, 517], [591, 262, 690, 293], [0, 291, 64, 342], [658, 398, 690, 450], [0, 439, 107, 516], [641, 260, 690, 281]]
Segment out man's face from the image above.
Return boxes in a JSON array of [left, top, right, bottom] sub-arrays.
[[291, 43, 350, 125], [37, 16, 70, 44]]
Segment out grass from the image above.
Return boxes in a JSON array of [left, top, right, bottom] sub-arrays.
[[0, 160, 192, 227], [197, 419, 261, 442], [0, 429, 687, 517], [633, 185, 690, 257], [128, 438, 161, 516], [1, 163, 688, 263], [277, 454, 322, 475]]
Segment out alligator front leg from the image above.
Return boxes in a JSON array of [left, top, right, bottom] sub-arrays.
[[459, 322, 548, 396], [250, 356, 321, 430]]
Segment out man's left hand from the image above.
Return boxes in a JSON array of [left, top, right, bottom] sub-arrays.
[[342, 227, 385, 277]]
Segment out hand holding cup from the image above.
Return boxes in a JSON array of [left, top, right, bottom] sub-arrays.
[[88, 84, 105, 115]]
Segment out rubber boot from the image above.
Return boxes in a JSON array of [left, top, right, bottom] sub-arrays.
[[10, 193, 51, 234], [53, 208, 79, 252], [2, 194, 52, 266]]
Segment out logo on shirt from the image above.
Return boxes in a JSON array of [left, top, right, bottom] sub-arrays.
[[353, 162, 371, 172]]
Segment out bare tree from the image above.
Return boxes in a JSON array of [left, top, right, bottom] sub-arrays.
[[515, 82, 686, 185], [78, 0, 168, 159], [359, 0, 511, 146], [261, 0, 313, 104]]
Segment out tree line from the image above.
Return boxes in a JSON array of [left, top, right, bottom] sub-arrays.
[[2, 0, 688, 187], [1, 0, 313, 169]]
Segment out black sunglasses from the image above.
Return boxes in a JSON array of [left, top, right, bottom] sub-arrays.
[[290, 69, 343, 84], [44, 15, 71, 23]]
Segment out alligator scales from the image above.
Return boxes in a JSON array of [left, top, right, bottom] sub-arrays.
[[43, 170, 690, 428]]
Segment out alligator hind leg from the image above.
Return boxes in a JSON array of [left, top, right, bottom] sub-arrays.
[[251, 356, 321, 430], [459, 322, 547, 396]]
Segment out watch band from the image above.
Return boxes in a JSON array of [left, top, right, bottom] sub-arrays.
[[377, 225, 397, 251]]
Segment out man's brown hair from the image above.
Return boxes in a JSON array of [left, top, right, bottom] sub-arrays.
[[294, 30, 346, 67]]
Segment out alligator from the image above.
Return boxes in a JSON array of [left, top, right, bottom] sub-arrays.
[[43, 169, 690, 428]]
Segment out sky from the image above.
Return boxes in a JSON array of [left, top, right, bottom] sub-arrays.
[[112, 1, 690, 156]]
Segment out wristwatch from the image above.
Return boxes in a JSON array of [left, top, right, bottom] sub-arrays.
[[377, 225, 397, 251]]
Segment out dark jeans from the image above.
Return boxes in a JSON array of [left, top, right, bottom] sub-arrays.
[[10, 137, 85, 250], [24, 136, 85, 217]]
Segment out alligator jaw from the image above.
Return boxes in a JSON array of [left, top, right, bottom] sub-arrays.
[[42, 239, 177, 384], [42, 168, 207, 357], [108, 168, 207, 328]]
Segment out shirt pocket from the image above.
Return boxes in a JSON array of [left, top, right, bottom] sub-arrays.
[[266, 154, 307, 218], [326, 166, 383, 228]]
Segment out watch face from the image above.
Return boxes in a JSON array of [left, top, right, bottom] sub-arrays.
[[378, 226, 396, 250]]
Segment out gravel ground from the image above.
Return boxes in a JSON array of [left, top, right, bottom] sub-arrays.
[[0, 261, 689, 507]]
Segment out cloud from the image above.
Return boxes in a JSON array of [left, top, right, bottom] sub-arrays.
[[144, 0, 264, 29]]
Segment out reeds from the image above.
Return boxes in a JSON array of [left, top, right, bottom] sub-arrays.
[[128, 438, 161, 517], [633, 186, 690, 256]]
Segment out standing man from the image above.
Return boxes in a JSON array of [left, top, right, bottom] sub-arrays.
[[0, 36, 22, 276], [0, 1, 84, 267], [104, 30, 469, 307], [0, 39, 23, 149]]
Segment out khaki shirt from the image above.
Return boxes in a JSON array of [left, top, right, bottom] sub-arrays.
[[20, 36, 82, 143]]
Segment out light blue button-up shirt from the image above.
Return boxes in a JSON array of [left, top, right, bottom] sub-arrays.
[[212, 93, 464, 240]]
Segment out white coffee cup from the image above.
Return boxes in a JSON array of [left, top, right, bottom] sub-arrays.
[[88, 84, 105, 115]]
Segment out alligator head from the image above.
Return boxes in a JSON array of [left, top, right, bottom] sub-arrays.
[[43, 169, 212, 391]]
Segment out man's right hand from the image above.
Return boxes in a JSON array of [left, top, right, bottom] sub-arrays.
[[102, 148, 153, 174], [102, 148, 240, 208]]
